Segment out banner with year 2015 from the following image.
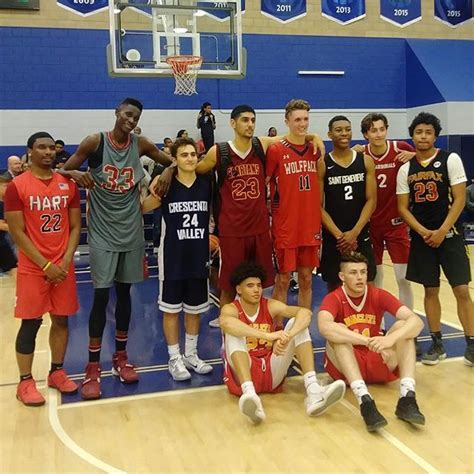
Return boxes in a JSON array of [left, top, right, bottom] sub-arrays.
[[322, 0, 366, 24], [57, 0, 108, 16], [435, 0, 472, 27], [261, 0, 307, 23], [380, 0, 422, 27]]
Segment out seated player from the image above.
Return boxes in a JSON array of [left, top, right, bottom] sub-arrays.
[[318, 252, 425, 432], [219, 262, 346, 424], [143, 137, 213, 381]]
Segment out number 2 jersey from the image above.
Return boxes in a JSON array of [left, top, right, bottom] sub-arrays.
[[266, 139, 321, 249], [320, 285, 403, 343], [4, 171, 80, 275], [87, 132, 145, 251]]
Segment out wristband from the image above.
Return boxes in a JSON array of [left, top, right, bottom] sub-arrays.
[[42, 261, 52, 272]]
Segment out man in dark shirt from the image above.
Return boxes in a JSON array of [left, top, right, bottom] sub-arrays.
[[197, 102, 216, 152]]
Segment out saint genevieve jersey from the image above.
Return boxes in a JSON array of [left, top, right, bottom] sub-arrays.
[[364, 140, 414, 228], [4, 172, 79, 275], [266, 140, 321, 248], [158, 175, 211, 280], [320, 286, 403, 344], [233, 297, 275, 358], [217, 141, 269, 238]]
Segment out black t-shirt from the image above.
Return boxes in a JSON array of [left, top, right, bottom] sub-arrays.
[[198, 113, 215, 140]]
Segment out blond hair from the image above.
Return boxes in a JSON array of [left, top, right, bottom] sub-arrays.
[[285, 99, 311, 119]]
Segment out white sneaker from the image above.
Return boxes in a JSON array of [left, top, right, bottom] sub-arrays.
[[168, 355, 191, 381], [305, 380, 346, 416], [239, 391, 266, 424], [183, 353, 213, 374], [208, 317, 220, 328]]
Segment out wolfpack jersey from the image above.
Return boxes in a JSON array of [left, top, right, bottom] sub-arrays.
[[364, 140, 414, 228], [4, 171, 79, 275], [87, 132, 145, 251], [217, 141, 269, 237], [266, 140, 321, 248], [158, 175, 211, 280], [320, 286, 403, 343]]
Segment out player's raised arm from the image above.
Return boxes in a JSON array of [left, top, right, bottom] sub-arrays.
[[196, 145, 217, 174], [138, 136, 172, 167], [259, 133, 325, 157]]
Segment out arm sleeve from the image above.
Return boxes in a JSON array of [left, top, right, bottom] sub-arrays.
[[376, 288, 404, 316], [3, 182, 23, 211], [447, 153, 467, 186], [319, 292, 340, 321], [70, 183, 81, 208], [396, 162, 410, 194], [265, 144, 278, 178]]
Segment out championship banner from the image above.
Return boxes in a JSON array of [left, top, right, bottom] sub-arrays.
[[57, 0, 108, 17], [435, 0, 472, 27], [261, 0, 307, 23], [197, 1, 246, 21], [322, 0, 366, 24], [380, 0, 422, 27], [129, 0, 152, 17]]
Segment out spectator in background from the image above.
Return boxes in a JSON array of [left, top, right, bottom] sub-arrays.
[[465, 178, 474, 222], [268, 127, 277, 137], [53, 140, 71, 169], [2, 156, 22, 179], [133, 127, 142, 136], [197, 102, 216, 152], [177, 130, 189, 139], [21, 162, 30, 173], [0, 174, 17, 278], [161, 137, 173, 155]]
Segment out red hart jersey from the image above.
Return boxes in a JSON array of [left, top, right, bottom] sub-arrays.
[[364, 140, 414, 229], [266, 139, 321, 248], [217, 141, 269, 238], [4, 171, 80, 275], [320, 285, 403, 344]]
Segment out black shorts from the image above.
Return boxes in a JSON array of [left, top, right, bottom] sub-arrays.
[[320, 230, 377, 285], [0, 243, 17, 272], [158, 278, 209, 314], [407, 232, 471, 288]]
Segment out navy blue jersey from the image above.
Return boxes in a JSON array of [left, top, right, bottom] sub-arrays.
[[158, 174, 211, 280]]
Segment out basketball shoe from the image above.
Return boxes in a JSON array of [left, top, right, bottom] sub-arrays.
[[421, 338, 447, 365], [360, 395, 388, 432], [81, 362, 102, 400], [305, 380, 346, 416], [395, 391, 425, 425], [168, 355, 191, 381], [183, 353, 213, 374], [48, 369, 78, 394], [112, 351, 139, 384], [464, 344, 474, 367], [239, 391, 265, 424], [16, 378, 45, 407]]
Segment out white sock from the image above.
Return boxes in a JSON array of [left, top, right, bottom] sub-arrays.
[[400, 377, 416, 397], [241, 381, 256, 394], [394, 264, 414, 309], [303, 371, 323, 396], [168, 344, 180, 360], [185, 333, 198, 357], [350, 379, 370, 404]]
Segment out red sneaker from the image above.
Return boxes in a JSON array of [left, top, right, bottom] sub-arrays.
[[16, 378, 45, 407], [112, 351, 139, 384], [48, 369, 78, 394], [80, 363, 102, 400]]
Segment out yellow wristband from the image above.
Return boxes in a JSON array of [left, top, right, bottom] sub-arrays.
[[42, 261, 52, 272]]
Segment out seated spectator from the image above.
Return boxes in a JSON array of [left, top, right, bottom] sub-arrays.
[[268, 127, 277, 137], [53, 140, 71, 169], [2, 156, 22, 179], [161, 137, 173, 155], [176, 129, 189, 139]]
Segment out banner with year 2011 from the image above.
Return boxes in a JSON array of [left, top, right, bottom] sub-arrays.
[[261, 0, 307, 23], [435, 0, 472, 27], [197, 1, 246, 21], [322, 0, 366, 24], [380, 0, 422, 27], [57, 0, 108, 16]]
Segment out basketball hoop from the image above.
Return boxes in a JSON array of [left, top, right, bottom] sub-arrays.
[[166, 55, 203, 96]]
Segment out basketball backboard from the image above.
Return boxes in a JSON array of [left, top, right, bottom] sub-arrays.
[[107, 0, 245, 79]]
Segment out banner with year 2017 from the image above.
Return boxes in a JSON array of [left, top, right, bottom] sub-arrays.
[[57, 0, 108, 16], [380, 0, 422, 27], [261, 0, 307, 23], [322, 0, 366, 24], [435, 0, 472, 27]]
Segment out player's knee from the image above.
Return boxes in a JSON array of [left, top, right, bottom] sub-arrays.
[[276, 272, 291, 288], [51, 315, 68, 328], [424, 286, 440, 298], [15, 318, 43, 354], [452, 284, 472, 302], [297, 272, 312, 290]]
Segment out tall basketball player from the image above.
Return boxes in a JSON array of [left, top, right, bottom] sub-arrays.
[[61, 98, 172, 400]]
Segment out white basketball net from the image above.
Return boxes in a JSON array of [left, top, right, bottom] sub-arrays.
[[166, 55, 203, 96]]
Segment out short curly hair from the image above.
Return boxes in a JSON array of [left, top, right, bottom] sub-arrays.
[[230, 262, 267, 288]]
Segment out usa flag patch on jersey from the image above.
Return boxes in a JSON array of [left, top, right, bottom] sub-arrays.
[[58, 182, 69, 190]]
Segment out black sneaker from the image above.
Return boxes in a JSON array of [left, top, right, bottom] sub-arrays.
[[395, 391, 425, 425], [464, 345, 474, 367], [421, 339, 447, 365], [360, 395, 388, 432]]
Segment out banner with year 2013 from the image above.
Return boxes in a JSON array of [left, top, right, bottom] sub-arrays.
[[57, 0, 108, 16], [322, 0, 366, 24], [435, 0, 472, 27], [380, 0, 422, 27], [261, 0, 307, 23]]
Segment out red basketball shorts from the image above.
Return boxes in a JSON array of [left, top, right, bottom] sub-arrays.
[[274, 245, 320, 273], [370, 224, 410, 266]]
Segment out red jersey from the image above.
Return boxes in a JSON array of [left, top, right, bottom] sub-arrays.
[[266, 140, 321, 248], [320, 286, 403, 342], [364, 140, 414, 229], [4, 171, 80, 275], [217, 141, 269, 237]]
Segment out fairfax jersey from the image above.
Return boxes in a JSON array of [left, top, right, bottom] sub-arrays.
[[320, 286, 403, 343], [266, 140, 321, 248], [232, 297, 275, 358], [4, 172, 79, 275], [158, 175, 211, 280], [365, 140, 414, 228], [217, 141, 269, 237], [87, 132, 145, 251], [323, 151, 367, 232]]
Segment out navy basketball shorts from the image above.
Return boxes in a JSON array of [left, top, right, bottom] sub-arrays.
[[158, 278, 210, 314]]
